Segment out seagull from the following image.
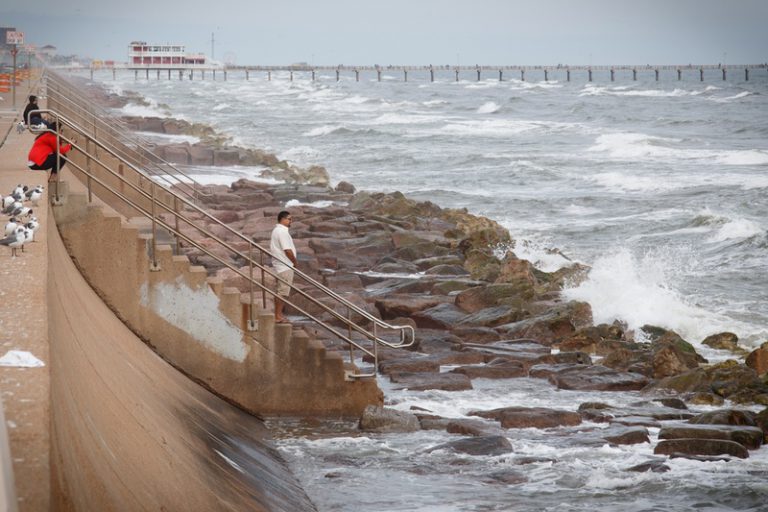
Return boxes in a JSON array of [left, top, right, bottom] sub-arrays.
[[25, 186, 43, 205], [2, 201, 22, 215], [10, 206, 32, 219], [2, 194, 21, 210], [21, 227, 34, 248], [25, 218, 39, 241], [4, 218, 19, 236], [0, 228, 25, 257], [12, 185, 27, 197]]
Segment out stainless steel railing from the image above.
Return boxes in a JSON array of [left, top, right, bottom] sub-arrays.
[[43, 70, 211, 205], [39, 105, 415, 377]]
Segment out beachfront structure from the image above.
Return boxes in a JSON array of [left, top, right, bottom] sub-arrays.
[[127, 41, 210, 69]]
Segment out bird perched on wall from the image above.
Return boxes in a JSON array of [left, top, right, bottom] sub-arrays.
[[12, 185, 27, 197], [0, 228, 25, 257], [21, 227, 34, 248]]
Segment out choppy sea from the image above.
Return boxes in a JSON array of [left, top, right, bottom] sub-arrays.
[[82, 69, 768, 511]]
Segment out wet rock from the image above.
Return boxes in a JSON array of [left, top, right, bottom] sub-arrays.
[[455, 284, 532, 314], [702, 332, 741, 352], [756, 408, 768, 442], [626, 460, 671, 473], [446, 419, 500, 437], [424, 264, 469, 276], [370, 261, 420, 274], [651, 360, 768, 402], [482, 470, 528, 485], [529, 363, 588, 380], [450, 326, 501, 344], [599, 426, 650, 445], [658, 425, 763, 450], [745, 342, 768, 376], [654, 439, 749, 459], [419, 417, 452, 430], [609, 416, 662, 428], [374, 295, 451, 319], [335, 181, 356, 194], [415, 255, 465, 272], [389, 372, 473, 391], [378, 357, 440, 375], [470, 407, 581, 429], [428, 435, 514, 456], [688, 409, 757, 426], [359, 405, 420, 433], [451, 358, 527, 379], [548, 365, 650, 392], [497, 301, 593, 345], [460, 305, 523, 328], [654, 397, 688, 410], [493, 255, 537, 297], [213, 148, 240, 166], [684, 392, 725, 406], [411, 303, 468, 330]]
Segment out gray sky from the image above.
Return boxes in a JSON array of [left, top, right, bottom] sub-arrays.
[[2, 0, 766, 65]]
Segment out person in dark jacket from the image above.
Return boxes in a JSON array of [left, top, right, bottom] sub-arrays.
[[27, 122, 71, 180], [22, 95, 47, 127]]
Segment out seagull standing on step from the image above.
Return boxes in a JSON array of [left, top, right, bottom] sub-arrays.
[[2, 201, 23, 216], [21, 227, 34, 248], [0, 228, 25, 257], [25, 218, 39, 241], [2, 194, 21, 210], [10, 206, 32, 219], [4, 218, 19, 236], [25, 186, 43, 205]]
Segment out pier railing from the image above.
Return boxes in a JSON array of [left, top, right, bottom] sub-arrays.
[[38, 99, 415, 379], [86, 63, 768, 83]]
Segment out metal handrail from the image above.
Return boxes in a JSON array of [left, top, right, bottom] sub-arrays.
[[35, 76, 417, 351], [43, 71, 212, 204], [41, 107, 415, 376]]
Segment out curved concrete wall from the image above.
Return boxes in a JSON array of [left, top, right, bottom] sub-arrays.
[[48, 209, 317, 511], [51, 175, 381, 417]]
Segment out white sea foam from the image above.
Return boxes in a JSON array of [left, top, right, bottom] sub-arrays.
[[477, 101, 501, 114], [212, 103, 231, 111], [714, 149, 768, 165], [422, 99, 448, 106], [371, 113, 436, 125], [508, 239, 576, 273], [563, 248, 749, 346], [303, 125, 343, 137], [284, 199, 338, 208], [580, 85, 700, 98], [588, 133, 768, 166], [708, 218, 763, 242], [437, 119, 580, 137], [709, 91, 752, 103], [119, 102, 170, 118], [134, 131, 200, 145]]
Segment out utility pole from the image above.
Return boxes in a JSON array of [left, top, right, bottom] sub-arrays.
[[211, 32, 215, 60]]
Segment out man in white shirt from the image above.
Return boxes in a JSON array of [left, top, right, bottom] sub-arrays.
[[270, 211, 297, 323]]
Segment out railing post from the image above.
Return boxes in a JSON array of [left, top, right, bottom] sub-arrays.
[[348, 307, 354, 364], [150, 182, 160, 271], [248, 244, 256, 331], [260, 252, 266, 309], [86, 139, 92, 203], [173, 196, 180, 252]]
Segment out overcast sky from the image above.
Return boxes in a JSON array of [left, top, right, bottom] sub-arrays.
[[2, 0, 766, 65]]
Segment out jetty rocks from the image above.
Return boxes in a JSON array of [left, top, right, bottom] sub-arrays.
[[172, 174, 768, 462]]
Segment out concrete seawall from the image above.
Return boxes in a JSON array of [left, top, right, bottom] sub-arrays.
[[0, 77, 316, 511]]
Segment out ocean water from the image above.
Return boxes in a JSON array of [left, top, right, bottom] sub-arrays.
[[80, 69, 768, 511]]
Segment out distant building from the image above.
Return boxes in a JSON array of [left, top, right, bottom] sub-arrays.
[[127, 41, 210, 69], [39, 45, 57, 57]]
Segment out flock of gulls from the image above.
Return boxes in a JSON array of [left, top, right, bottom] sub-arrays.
[[0, 184, 42, 257]]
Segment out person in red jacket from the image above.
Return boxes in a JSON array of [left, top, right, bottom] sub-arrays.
[[27, 122, 71, 180]]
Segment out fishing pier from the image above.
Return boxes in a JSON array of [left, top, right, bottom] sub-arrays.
[[93, 63, 768, 83]]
